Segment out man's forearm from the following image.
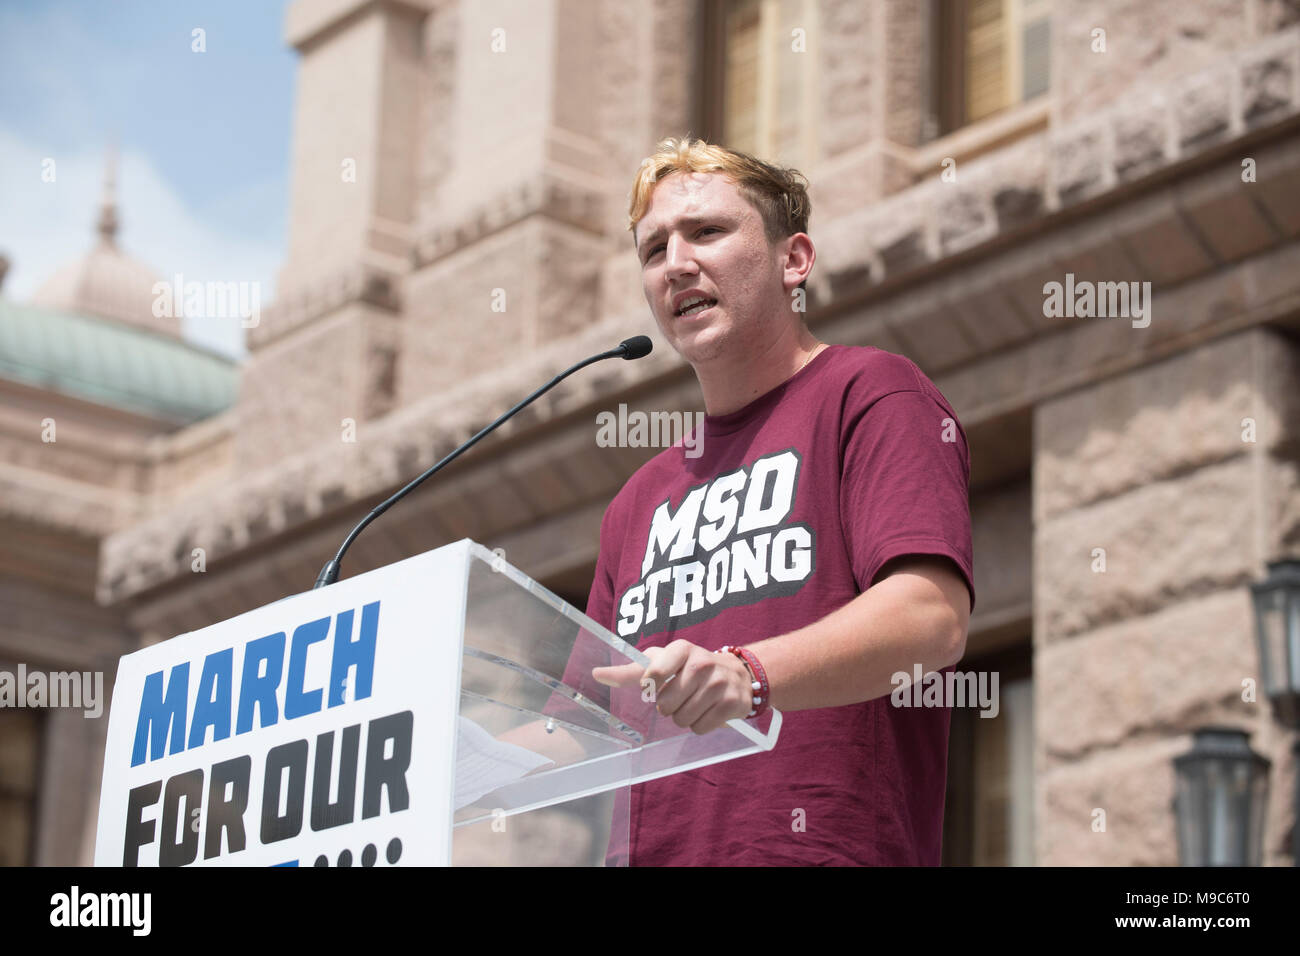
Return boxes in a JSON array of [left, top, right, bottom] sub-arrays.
[[496, 719, 589, 765], [591, 558, 970, 734], [745, 563, 968, 713]]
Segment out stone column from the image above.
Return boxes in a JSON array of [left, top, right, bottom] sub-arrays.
[[278, 0, 430, 293], [34, 704, 110, 865], [398, 0, 697, 403], [233, 0, 431, 470]]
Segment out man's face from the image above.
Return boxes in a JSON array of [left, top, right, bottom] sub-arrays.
[[634, 171, 793, 365]]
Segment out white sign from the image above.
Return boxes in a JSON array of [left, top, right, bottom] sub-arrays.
[[95, 542, 469, 867]]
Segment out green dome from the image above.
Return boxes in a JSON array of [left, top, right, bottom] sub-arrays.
[[0, 299, 238, 424]]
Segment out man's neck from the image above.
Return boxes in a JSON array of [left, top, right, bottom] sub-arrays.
[[695, 328, 824, 416]]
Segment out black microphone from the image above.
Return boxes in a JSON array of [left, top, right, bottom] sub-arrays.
[[620, 335, 652, 359], [313, 335, 654, 588]]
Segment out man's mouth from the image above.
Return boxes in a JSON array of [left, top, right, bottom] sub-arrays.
[[675, 296, 717, 317]]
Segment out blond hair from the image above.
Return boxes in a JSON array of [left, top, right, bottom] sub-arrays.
[[627, 137, 812, 250]]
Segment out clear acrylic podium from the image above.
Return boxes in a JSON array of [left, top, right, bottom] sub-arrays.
[[451, 542, 782, 865], [94, 539, 781, 867]]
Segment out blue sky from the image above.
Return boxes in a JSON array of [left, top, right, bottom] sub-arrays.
[[0, 0, 297, 356]]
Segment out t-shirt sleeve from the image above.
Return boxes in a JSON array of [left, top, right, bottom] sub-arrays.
[[839, 387, 976, 612], [583, 512, 617, 636]]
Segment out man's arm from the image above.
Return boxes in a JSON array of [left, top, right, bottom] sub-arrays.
[[747, 554, 969, 710], [496, 719, 589, 766], [593, 555, 970, 735]]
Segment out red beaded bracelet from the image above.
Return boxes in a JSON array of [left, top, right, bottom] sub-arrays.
[[716, 645, 771, 719]]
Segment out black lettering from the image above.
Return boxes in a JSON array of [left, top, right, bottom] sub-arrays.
[[311, 724, 360, 831], [159, 768, 204, 867], [261, 739, 308, 843], [204, 755, 251, 859], [362, 711, 412, 819], [123, 780, 161, 867]]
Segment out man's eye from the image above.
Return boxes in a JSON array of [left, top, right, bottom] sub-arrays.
[[643, 227, 720, 262]]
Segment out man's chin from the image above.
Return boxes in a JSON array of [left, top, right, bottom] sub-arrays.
[[672, 330, 732, 366]]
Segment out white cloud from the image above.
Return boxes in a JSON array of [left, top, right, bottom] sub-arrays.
[[0, 126, 282, 358]]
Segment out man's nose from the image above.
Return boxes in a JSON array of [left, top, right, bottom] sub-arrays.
[[664, 234, 698, 279]]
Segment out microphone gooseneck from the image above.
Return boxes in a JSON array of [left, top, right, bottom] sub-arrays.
[[313, 336, 653, 588]]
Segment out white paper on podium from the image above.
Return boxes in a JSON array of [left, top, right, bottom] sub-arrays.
[[454, 716, 554, 810]]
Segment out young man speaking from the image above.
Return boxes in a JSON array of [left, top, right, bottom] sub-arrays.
[[581, 137, 975, 865]]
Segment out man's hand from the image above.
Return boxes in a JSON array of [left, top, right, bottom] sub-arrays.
[[591, 640, 754, 735]]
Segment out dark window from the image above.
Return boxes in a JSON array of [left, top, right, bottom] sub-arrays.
[[0, 708, 42, 866], [933, 0, 1051, 136], [943, 643, 1033, 865]]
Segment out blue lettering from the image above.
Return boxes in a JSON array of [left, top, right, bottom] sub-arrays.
[[188, 648, 233, 749], [285, 617, 329, 720], [130, 602, 375, 765], [328, 602, 379, 707], [237, 632, 285, 735], [131, 662, 190, 767]]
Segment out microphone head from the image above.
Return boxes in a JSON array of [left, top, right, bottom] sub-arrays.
[[619, 335, 653, 360]]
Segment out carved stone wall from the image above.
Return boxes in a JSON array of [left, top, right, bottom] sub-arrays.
[[235, 303, 401, 472], [1034, 328, 1300, 865], [1052, 0, 1291, 125]]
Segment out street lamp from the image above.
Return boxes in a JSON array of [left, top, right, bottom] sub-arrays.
[[1250, 560, 1300, 727], [1173, 727, 1270, 866]]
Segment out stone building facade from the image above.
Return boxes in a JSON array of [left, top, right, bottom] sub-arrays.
[[0, 167, 239, 866], [3, 0, 1299, 865]]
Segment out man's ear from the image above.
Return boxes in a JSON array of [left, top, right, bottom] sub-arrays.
[[782, 232, 815, 291]]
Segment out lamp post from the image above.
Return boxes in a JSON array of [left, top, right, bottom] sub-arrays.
[[1173, 727, 1270, 866], [1251, 559, 1300, 864], [1250, 560, 1300, 727]]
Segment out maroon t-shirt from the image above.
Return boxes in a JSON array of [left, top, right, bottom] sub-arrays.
[[583, 344, 975, 865]]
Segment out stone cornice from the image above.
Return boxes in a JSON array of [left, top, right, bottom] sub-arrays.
[[0, 464, 133, 537], [413, 174, 607, 269], [143, 408, 235, 462], [813, 27, 1300, 300], [247, 262, 402, 350], [285, 0, 436, 51]]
